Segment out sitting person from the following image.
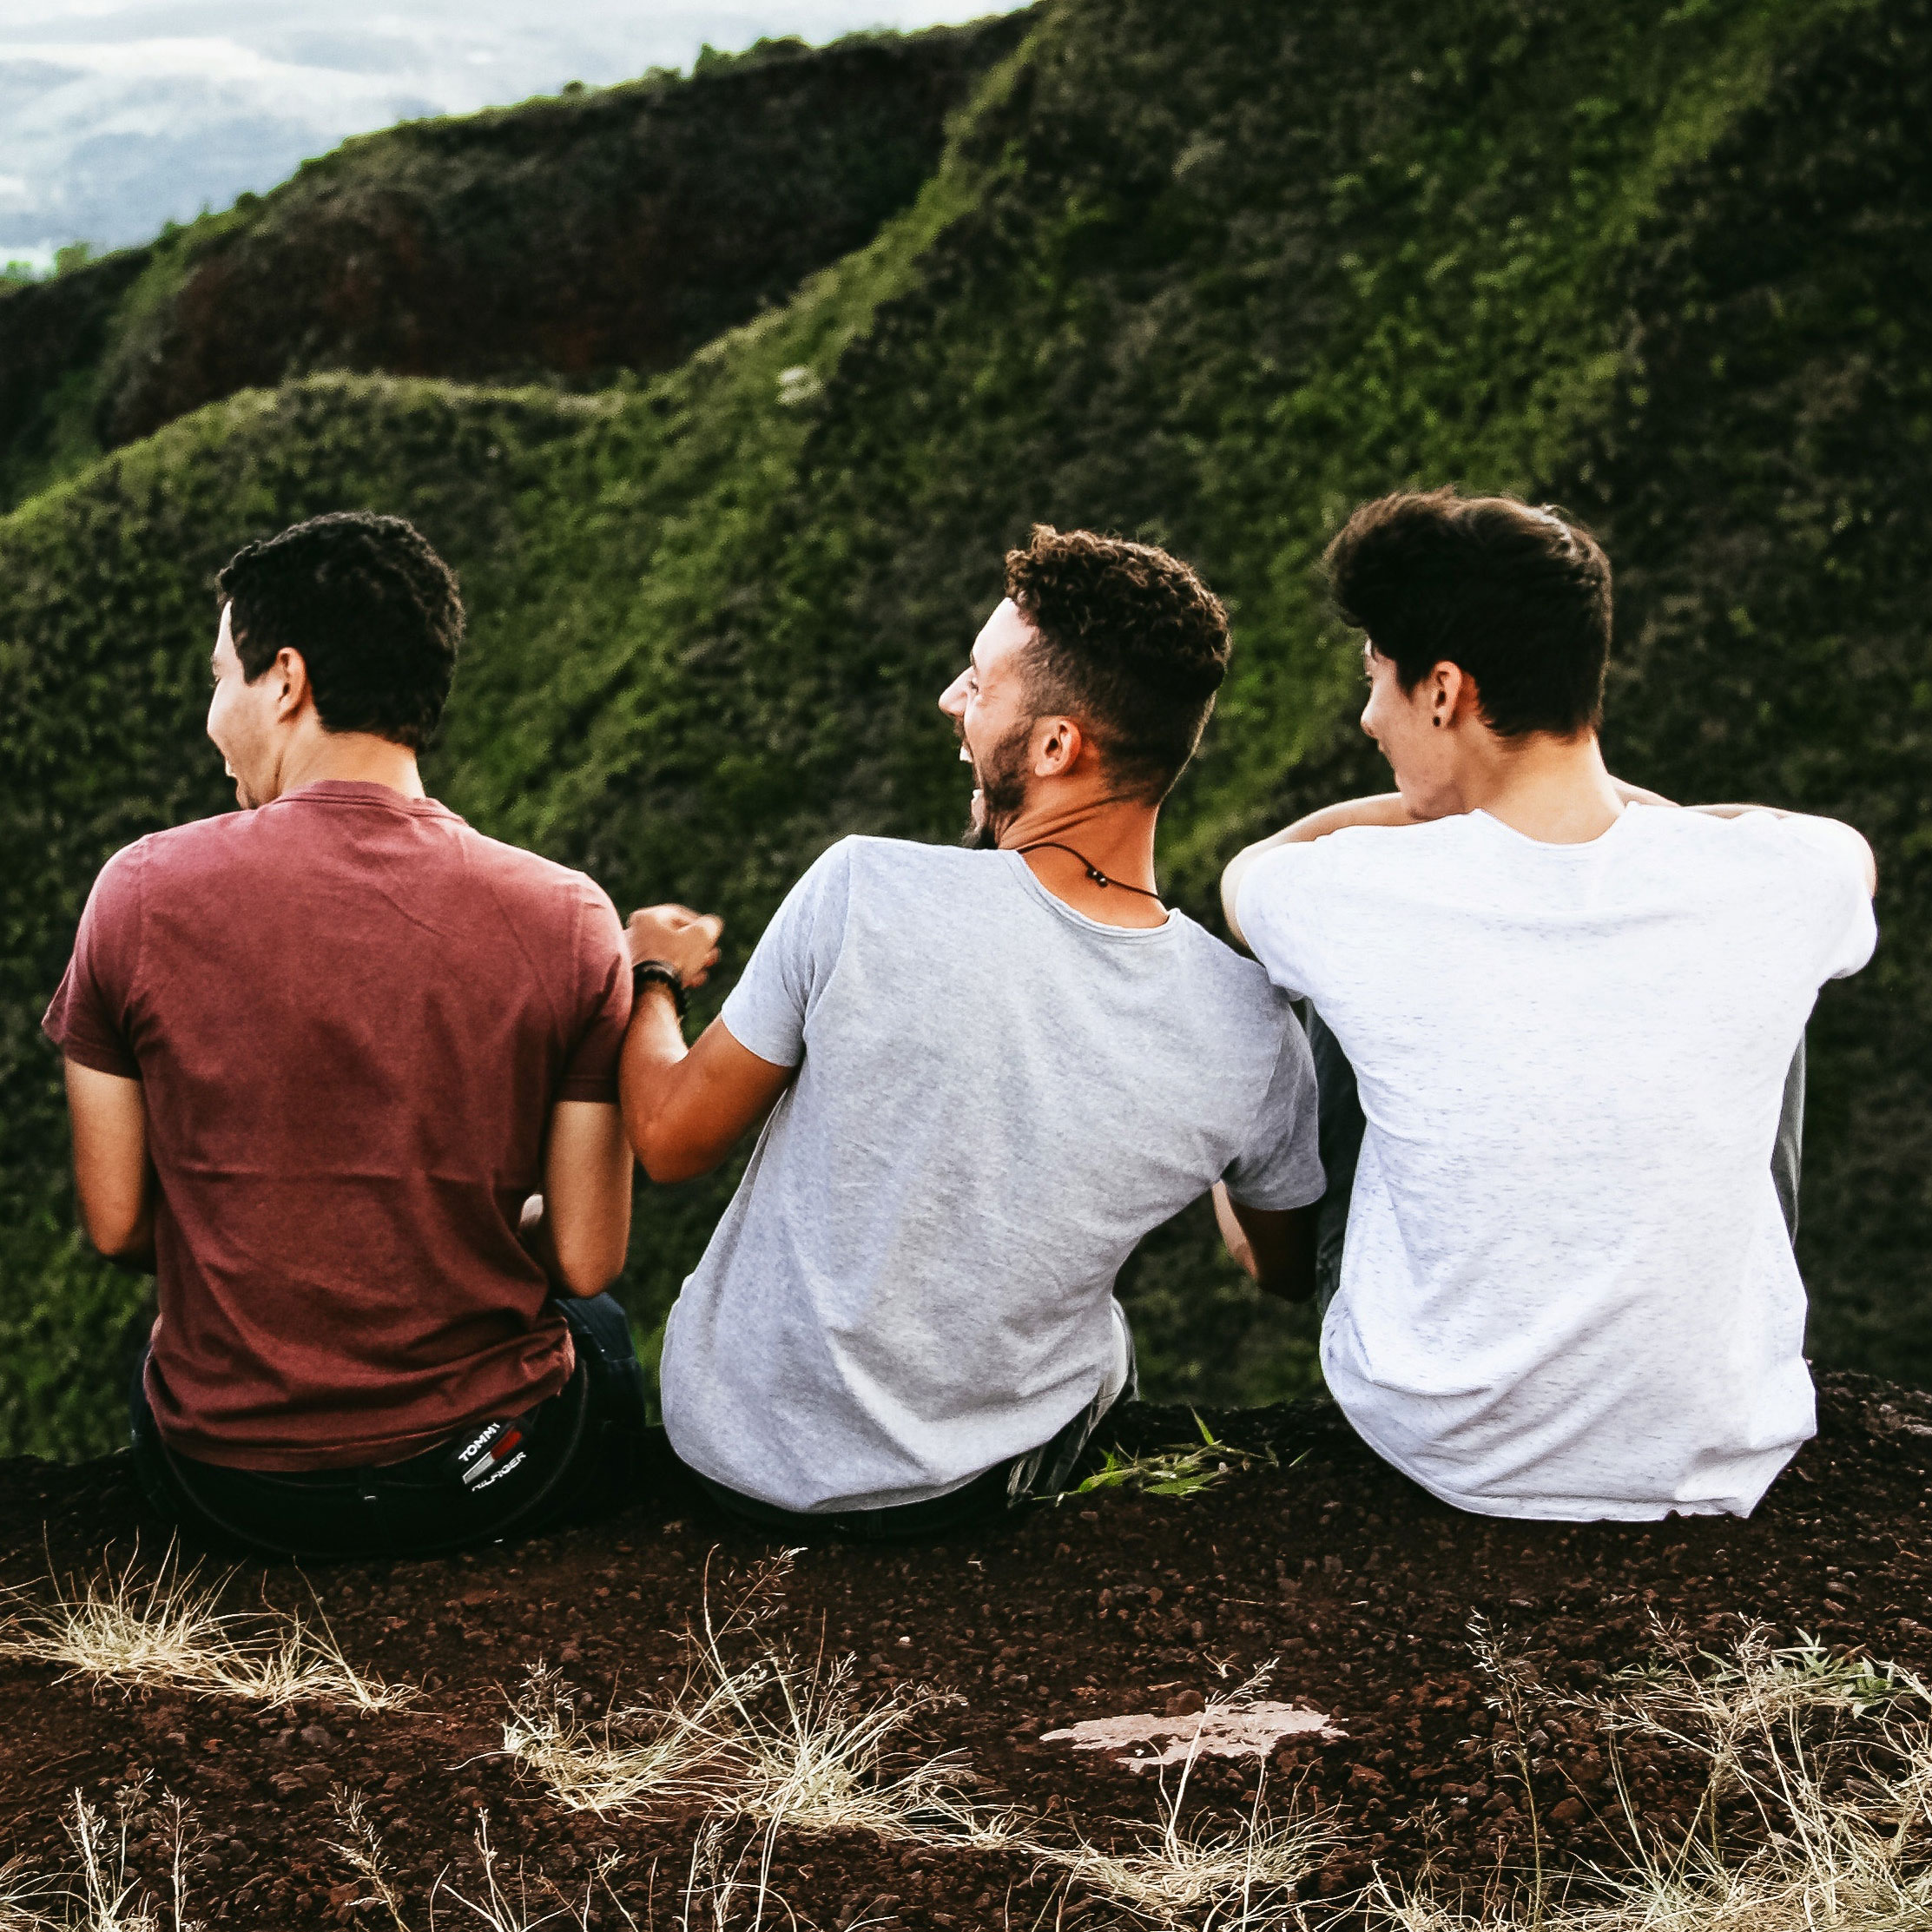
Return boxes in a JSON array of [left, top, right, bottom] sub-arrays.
[[43, 510, 682, 1559], [620, 525, 1325, 1540], [1222, 488, 1876, 1522]]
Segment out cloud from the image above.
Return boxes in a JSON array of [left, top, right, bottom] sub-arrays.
[[0, 3, 1020, 253]]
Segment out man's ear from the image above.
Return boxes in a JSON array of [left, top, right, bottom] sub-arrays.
[[272, 647, 312, 724], [1031, 714, 1085, 777], [1426, 661, 1475, 729]]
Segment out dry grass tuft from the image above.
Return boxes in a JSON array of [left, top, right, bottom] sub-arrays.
[[0, 1781, 205, 1932], [432, 1808, 636, 1932], [327, 1790, 412, 1931], [1043, 1774, 1333, 1929], [1365, 1621, 1932, 1931], [0, 1544, 410, 1712], [1034, 1674, 1335, 1929], [504, 1553, 1017, 1849]]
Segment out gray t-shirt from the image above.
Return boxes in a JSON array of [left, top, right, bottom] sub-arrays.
[[659, 837, 1322, 1512]]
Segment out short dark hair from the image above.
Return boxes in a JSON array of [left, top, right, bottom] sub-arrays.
[[215, 512, 464, 748], [1323, 489, 1612, 737], [1004, 525, 1230, 802]]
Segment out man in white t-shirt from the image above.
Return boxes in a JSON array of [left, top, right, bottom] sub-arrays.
[[619, 526, 1325, 1540], [1222, 488, 1876, 1523]]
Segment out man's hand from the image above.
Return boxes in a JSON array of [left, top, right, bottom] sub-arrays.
[[626, 904, 723, 987], [1612, 778, 1676, 808]]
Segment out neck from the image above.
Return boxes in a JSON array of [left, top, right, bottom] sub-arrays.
[[273, 726, 425, 802], [1454, 729, 1620, 845], [996, 789, 1166, 928]]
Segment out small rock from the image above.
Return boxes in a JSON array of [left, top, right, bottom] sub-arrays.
[[1164, 1689, 1205, 1717]]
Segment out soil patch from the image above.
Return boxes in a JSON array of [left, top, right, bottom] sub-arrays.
[[0, 1369, 1926, 1927]]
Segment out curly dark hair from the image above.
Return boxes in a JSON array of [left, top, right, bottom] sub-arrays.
[[1004, 525, 1230, 803], [1323, 488, 1612, 737], [215, 511, 464, 748]]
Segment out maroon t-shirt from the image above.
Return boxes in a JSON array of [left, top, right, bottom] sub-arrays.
[[43, 781, 631, 1471]]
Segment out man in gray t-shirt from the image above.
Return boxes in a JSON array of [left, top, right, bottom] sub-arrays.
[[620, 526, 1323, 1533]]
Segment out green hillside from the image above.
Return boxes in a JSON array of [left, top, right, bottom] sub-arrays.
[[0, 17, 1029, 513], [3, 0, 1927, 1459]]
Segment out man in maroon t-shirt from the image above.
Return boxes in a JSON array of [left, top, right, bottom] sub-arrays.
[[43, 511, 718, 1558]]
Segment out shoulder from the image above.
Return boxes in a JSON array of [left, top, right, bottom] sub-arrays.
[[111, 811, 253, 887], [836, 834, 985, 880], [1237, 819, 1442, 924], [1170, 913, 1299, 1028], [806, 835, 1012, 903], [457, 824, 620, 924], [1628, 805, 1869, 884]]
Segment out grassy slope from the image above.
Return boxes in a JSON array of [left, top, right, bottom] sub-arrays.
[[0, 18, 1030, 514], [2, 0, 1925, 1456]]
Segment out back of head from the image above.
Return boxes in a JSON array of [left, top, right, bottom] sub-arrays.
[[216, 511, 464, 748], [1323, 488, 1612, 736], [1005, 525, 1230, 802]]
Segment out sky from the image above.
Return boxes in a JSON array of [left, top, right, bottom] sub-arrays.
[[0, 2, 1022, 267]]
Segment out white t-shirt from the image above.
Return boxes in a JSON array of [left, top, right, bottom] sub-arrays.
[[1236, 805, 1876, 1521], [661, 837, 1324, 1513]]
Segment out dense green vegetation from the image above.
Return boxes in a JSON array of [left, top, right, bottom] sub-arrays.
[[0, 19, 1027, 513], [2, 0, 1926, 1458]]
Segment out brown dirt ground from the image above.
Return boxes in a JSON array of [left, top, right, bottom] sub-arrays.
[[0, 1368, 1927, 1928]]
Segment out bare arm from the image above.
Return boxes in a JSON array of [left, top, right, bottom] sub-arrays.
[[1220, 795, 1416, 946], [622, 997, 795, 1184], [64, 1060, 157, 1269], [1211, 1182, 1318, 1303], [1220, 777, 1682, 945], [1682, 803, 1876, 894], [528, 1100, 633, 1298], [617, 901, 794, 1184]]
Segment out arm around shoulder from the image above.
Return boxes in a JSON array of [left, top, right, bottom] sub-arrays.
[[1221, 794, 1414, 946], [1687, 803, 1877, 897]]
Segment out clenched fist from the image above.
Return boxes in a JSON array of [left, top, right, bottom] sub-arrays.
[[626, 904, 723, 989]]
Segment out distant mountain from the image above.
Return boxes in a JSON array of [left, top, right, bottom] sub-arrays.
[[1, 0, 1926, 1458], [0, 20, 1032, 511]]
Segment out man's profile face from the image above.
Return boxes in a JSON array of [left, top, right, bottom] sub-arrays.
[[206, 603, 280, 809], [939, 597, 1039, 846], [1360, 640, 1460, 819]]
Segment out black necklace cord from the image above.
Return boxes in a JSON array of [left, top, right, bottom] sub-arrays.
[[1013, 840, 1166, 904]]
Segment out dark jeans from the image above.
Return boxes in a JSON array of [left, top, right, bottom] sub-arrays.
[[687, 1308, 1139, 1544], [1305, 1010, 1808, 1316], [129, 1293, 651, 1561]]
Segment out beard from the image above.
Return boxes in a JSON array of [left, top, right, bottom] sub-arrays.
[[959, 717, 1034, 848]]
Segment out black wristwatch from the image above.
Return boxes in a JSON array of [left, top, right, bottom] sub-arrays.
[[631, 958, 689, 1020]]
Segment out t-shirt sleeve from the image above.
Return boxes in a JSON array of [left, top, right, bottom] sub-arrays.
[[720, 841, 856, 1069], [42, 841, 146, 1079], [1234, 843, 1328, 1002], [1740, 811, 1878, 984], [1222, 1009, 1326, 1210], [557, 878, 632, 1103]]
